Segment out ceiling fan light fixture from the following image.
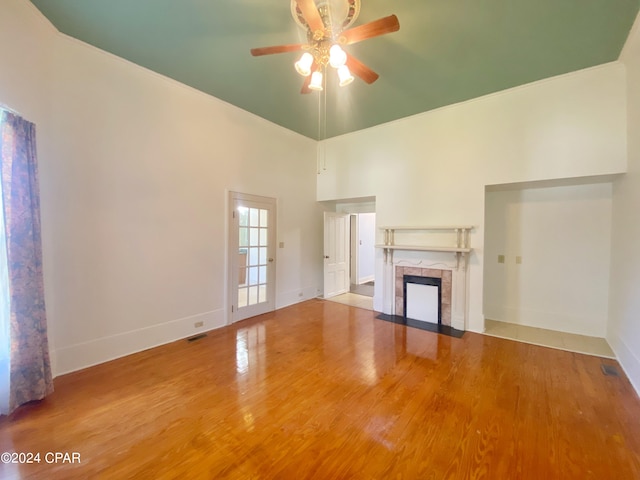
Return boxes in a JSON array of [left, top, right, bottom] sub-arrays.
[[294, 52, 314, 76], [252, 1, 398, 93], [329, 44, 347, 68], [337, 65, 354, 86], [309, 70, 324, 91]]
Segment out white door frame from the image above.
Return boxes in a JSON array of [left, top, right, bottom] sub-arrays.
[[350, 214, 358, 287], [228, 191, 277, 324]]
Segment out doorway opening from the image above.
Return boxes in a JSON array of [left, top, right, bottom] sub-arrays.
[[349, 212, 375, 298], [322, 198, 376, 311]]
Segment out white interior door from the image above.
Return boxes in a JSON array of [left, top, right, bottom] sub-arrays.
[[229, 192, 276, 323], [323, 212, 350, 298]]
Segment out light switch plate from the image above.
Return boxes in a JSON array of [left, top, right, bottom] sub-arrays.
[[498, 255, 505, 264]]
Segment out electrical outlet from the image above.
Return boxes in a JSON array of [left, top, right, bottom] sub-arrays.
[[498, 255, 505, 264], [298, 292, 304, 297], [194, 321, 204, 328], [279, 242, 285, 248]]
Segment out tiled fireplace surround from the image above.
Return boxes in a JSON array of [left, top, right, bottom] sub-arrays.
[[395, 266, 453, 326]]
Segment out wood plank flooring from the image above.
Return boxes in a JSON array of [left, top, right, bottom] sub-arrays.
[[1, 299, 639, 479]]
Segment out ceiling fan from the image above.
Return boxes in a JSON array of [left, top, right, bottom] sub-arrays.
[[250, 0, 400, 93]]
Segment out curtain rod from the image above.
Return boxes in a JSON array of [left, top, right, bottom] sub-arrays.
[[0, 103, 22, 116]]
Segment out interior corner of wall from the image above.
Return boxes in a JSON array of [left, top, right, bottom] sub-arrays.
[[609, 332, 640, 397]]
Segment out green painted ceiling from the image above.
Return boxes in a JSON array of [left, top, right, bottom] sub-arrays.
[[29, 0, 639, 139]]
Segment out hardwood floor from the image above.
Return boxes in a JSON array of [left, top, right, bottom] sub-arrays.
[[1, 299, 639, 479]]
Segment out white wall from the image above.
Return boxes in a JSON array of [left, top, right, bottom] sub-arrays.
[[484, 183, 612, 337], [1, 0, 322, 376], [357, 213, 375, 284], [0, 0, 53, 124], [610, 15, 640, 394], [317, 63, 627, 332]]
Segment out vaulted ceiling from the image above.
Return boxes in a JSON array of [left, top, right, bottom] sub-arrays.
[[30, 0, 639, 139]]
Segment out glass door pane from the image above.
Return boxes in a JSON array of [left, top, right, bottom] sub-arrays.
[[238, 207, 269, 307]]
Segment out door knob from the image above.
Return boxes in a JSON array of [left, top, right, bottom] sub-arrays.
[[324, 255, 329, 259], [268, 258, 274, 262]]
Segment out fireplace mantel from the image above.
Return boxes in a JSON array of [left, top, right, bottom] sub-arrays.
[[376, 225, 473, 269], [375, 244, 471, 253]]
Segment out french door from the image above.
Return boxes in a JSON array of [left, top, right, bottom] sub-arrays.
[[229, 192, 276, 323]]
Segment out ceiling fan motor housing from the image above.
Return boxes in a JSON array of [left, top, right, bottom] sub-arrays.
[[292, 0, 361, 35]]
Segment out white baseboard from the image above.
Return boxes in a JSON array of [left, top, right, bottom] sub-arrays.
[[357, 275, 374, 285], [610, 333, 640, 397], [277, 286, 318, 309], [53, 309, 226, 377]]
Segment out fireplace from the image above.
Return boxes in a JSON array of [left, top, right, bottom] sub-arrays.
[[377, 225, 472, 332], [395, 266, 452, 327]]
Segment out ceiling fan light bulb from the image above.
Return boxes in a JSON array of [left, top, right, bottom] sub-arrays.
[[309, 71, 324, 91], [338, 65, 354, 86], [294, 52, 314, 76], [329, 44, 347, 68]]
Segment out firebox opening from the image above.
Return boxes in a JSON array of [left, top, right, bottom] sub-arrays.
[[403, 275, 442, 325]]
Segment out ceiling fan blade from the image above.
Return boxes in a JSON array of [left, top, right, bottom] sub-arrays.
[[339, 14, 400, 45], [250, 44, 305, 56], [301, 75, 312, 94], [295, 0, 325, 34], [346, 54, 379, 84]]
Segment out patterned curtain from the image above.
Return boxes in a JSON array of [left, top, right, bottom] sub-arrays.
[[0, 110, 53, 415]]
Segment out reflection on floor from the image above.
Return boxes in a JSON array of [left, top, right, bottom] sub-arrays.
[[484, 319, 615, 358], [325, 292, 374, 311]]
